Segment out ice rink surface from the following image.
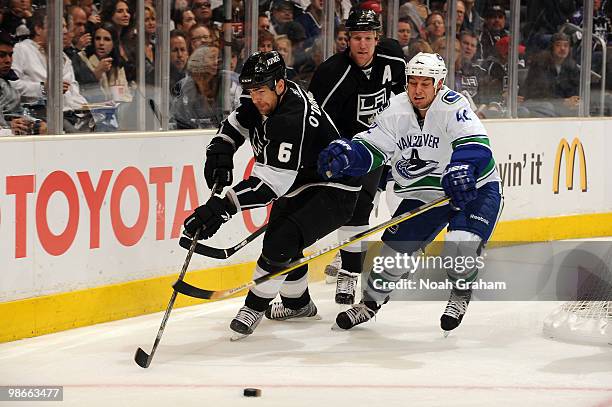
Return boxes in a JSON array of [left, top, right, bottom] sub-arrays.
[[1, 281, 611, 407]]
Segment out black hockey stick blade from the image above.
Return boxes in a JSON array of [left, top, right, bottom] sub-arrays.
[[173, 279, 217, 299], [134, 347, 152, 368], [173, 196, 450, 301], [178, 225, 267, 259]]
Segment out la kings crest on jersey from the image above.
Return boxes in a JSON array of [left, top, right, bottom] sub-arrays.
[[357, 88, 389, 126], [308, 39, 406, 137], [354, 86, 501, 202]]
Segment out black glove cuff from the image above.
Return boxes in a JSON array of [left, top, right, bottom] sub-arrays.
[[207, 139, 235, 169]]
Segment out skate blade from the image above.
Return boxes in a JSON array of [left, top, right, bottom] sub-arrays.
[[442, 330, 451, 338], [271, 314, 323, 322], [331, 323, 347, 331], [230, 332, 250, 342]]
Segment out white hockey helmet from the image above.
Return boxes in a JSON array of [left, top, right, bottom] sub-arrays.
[[405, 52, 448, 88]]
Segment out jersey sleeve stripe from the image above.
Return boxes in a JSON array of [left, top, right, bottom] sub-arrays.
[[355, 138, 387, 170], [251, 162, 298, 198], [477, 158, 496, 180], [321, 65, 351, 109], [451, 135, 490, 149], [227, 111, 249, 140]]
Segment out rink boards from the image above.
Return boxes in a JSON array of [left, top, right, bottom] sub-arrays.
[[1, 118, 612, 342]]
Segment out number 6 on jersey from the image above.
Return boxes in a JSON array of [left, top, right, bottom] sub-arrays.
[[278, 142, 292, 162]]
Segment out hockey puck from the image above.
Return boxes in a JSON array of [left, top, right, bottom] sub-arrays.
[[243, 388, 261, 397]]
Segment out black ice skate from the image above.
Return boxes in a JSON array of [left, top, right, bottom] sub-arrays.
[[230, 306, 264, 341], [335, 269, 360, 304], [265, 300, 321, 321], [333, 300, 381, 330], [441, 287, 472, 337]]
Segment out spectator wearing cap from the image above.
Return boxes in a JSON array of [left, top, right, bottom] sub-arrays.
[[519, 32, 580, 117], [462, 0, 483, 35], [0, 29, 47, 135], [477, 3, 509, 61]]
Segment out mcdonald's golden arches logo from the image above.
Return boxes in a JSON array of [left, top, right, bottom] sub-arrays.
[[552, 137, 587, 194]]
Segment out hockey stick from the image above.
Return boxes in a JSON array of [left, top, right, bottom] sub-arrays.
[[178, 225, 267, 259], [135, 184, 222, 368], [173, 196, 451, 301], [134, 228, 201, 368]]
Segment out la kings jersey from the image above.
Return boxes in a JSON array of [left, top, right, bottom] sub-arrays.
[[354, 86, 501, 203], [308, 39, 406, 138], [217, 80, 359, 211]]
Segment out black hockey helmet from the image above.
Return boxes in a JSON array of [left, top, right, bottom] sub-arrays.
[[239, 51, 286, 90], [345, 8, 381, 32]]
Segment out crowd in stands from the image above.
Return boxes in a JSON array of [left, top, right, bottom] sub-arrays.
[[0, 0, 611, 135]]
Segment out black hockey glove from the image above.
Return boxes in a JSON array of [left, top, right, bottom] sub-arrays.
[[204, 139, 234, 191], [441, 162, 477, 210], [183, 195, 237, 240]]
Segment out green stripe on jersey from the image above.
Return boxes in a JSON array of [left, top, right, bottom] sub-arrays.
[[355, 139, 386, 171], [452, 135, 490, 149], [393, 176, 442, 193], [478, 158, 496, 180]]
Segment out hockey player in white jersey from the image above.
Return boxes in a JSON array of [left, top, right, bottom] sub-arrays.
[[318, 52, 503, 334]]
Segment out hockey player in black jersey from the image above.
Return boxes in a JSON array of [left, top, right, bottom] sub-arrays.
[[308, 8, 406, 305], [182, 51, 360, 340]]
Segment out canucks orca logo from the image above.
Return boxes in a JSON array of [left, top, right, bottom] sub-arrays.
[[357, 88, 388, 127], [395, 149, 439, 179]]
